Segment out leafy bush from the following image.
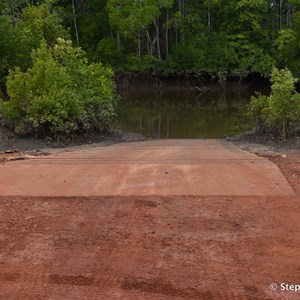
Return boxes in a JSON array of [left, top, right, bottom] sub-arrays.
[[1, 38, 117, 140], [247, 93, 269, 132], [248, 67, 300, 139], [0, 3, 69, 91]]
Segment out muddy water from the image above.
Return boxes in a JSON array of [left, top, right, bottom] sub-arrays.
[[117, 87, 261, 139]]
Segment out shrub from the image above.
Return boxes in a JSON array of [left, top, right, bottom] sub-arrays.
[[1, 39, 117, 140], [247, 93, 269, 132], [248, 67, 300, 139]]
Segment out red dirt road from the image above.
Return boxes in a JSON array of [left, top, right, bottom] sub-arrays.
[[0, 196, 300, 300], [0, 140, 299, 299]]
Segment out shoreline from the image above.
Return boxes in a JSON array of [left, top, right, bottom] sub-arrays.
[[1, 124, 299, 155]]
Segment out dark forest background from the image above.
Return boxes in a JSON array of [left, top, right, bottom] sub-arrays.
[[1, 0, 300, 84]]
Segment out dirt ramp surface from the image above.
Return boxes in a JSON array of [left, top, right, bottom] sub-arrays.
[[0, 196, 300, 300], [0, 140, 298, 299], [0, 140, 295, 197]]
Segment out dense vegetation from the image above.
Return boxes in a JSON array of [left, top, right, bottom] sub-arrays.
[[0, 1, 116, 139], [2, 1, 300, 81], [68, 0, 300, 79], [249, 67, 300, 139], [2, 39, 116, 139], [1, 0, 300, 139]]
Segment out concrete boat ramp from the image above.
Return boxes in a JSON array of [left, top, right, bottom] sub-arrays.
[[0, 140, 294, 197]]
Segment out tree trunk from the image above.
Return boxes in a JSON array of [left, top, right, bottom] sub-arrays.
[[145, 29, 152, 55], [287, 5, 292, 27], [72, 0, 79, 45], [174, 20, 178, 46], [279, 0, 283, 30], [7, 0, 16, 26], [208, 3, 211, 34], [145, 29, 157, 56], [138, 31, 141, 58], [178, 0, 185, 42], [116, 31, 121, 51], [154, 19, 161, 59], [178, 0, 184, 18], [181, 0, 185, 42], [164, 11, 169, 57], [282, 118, 286, 140]]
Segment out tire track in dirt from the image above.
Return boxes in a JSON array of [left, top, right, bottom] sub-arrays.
[[0, 196, 299, 299]]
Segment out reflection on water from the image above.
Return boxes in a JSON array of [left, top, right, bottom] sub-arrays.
[[117, 88, 258, 139]]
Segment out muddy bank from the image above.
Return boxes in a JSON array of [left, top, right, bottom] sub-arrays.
[[228, 129, 300, 155], [0, 123, 147, 152], [228, 130, 300, 195], [115, 71, 270, 90]]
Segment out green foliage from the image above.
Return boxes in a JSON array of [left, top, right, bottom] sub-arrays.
[[33, 0, 300, 79], [19, 3, 67, 45], [1, 39, 117, 139], [226, 33, 275, 77], [106, 0, 173, 37], [106, 0, 173, 58], [4, 0, 300, 91], [247, 93, 269, 131], [123, 54, 162, 72], [167, 32, 226, 73], [0, 2, 69, 91], [167, 42, 200, 71], [275, 18, 300, 75], [97, 37, 121, 63], [248, 67, 300, 139], [16, 3, 69, 70], [0, 16, 19, 88]]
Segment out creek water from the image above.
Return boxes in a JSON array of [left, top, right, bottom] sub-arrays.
[[117, 87, 264, 139]]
